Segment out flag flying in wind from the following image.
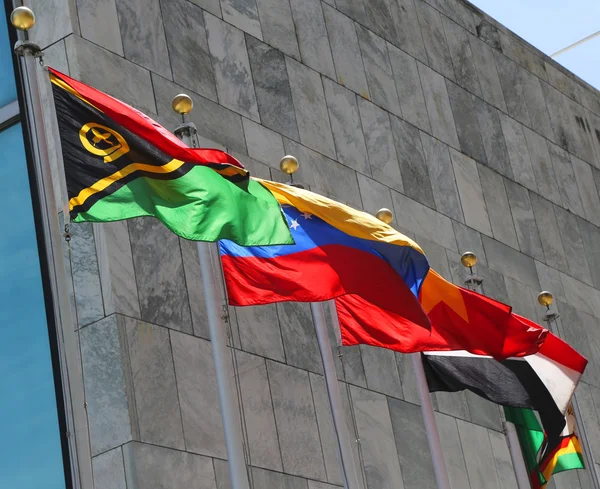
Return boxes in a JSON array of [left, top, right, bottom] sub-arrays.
[[49, 68, 292, 246], [504, 405, 584, 488], [422, 310, 587, 461], [220, 179, 435, 349]]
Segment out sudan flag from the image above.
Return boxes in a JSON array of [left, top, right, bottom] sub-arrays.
[[422, 316, 587, 461], [49, 68, 293, 246], [505, 406, 584, 488]]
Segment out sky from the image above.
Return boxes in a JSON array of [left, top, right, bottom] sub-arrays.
[[470, 0, 600, 90]]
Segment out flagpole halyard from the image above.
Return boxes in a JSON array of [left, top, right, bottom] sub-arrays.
[[374, 208, 452, 489], [173, 97, 251, 489]]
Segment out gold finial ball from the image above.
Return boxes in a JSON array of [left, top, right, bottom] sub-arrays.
[[172, 94, 193, 115], [280, 155, 298, 175], [538, 291, 553, 308], [461, 251, 477, 269], [375, 208, 393, 224], [11, 6, 35, 31]]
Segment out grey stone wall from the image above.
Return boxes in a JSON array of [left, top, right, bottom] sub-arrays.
[[29, 0, 600, 487]]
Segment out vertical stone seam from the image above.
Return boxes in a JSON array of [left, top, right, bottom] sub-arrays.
[[307, 373, 332, 483], [167, 329, 189, 451], [264, 361, 287, 472], [125, 221, 144, 327], [117, 316, 141, 441]]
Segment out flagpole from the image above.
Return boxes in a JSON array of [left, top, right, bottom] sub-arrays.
[[374, 209, 452, 489], [504, 421, 533, 488], [172, 95, 250, 489], [10, 8, 94, 488], [538, 292, 600, 489]]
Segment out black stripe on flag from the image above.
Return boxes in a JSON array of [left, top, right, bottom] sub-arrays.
[[423, 352, 565, 458]]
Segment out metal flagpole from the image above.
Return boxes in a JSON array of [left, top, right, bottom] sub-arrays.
[[374, 208, 452, 489], [10, 7, 94, 489], [172, 95, 250, 489], [460, 252, 530, 489], [311, 302, 362, 489], [538, 292, 600, 489]]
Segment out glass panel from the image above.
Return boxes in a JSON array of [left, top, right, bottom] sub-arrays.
[[0, 123, 66, 489], [0, 2, 17, 107]]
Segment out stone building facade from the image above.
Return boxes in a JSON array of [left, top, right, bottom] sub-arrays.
[[26, 0, 600, 487]]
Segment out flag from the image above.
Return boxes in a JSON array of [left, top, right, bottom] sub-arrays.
[[505, 406, 584, 488], [49, 68, 292, 246], [220, 179, 435, 348], [423, 314, 587, 461]]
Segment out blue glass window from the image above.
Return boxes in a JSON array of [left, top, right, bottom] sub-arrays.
[[0, 3, 17, 106], [0, 131, 67, 487]]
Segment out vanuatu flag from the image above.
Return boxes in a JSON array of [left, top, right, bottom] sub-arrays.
[[505, 406, 584, 488], [49, 68, 292, 246]]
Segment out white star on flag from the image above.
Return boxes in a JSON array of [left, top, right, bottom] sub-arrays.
[[289, 219, 300, 231], [302, 212, 312, 219]]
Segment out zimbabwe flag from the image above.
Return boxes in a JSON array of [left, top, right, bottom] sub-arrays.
[[49, 68, 292, 246]]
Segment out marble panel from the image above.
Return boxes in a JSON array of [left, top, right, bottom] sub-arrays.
[[396, 353, 419, 405], [278, 301, 323, 374], [76, 0, 123, 55], [69, 222, 104, 326], [323, 4, 369, 97], [189, 0, 222, 16], [482, 235, 540, 289], [123, 442, 217, 489], [488, 430, 519, 489], [29, 0, 75, 49], [457, 419, 501, 489], [235, 351, 283, 470], [205, 13, 260, 121], [521, 70, 555, 141], [452, 221, 488, 265], [309, 373, 345, 485], [355, 25, 402, 117], [434, 412, 471, 489], [443, 16, 481, 97], [476, 263, 510, 304], [478, 164, 519, 249], [220, 0, 263, 38], [553, 206, 592, 285], [363, 0, 398, 47], [255, 0, 300, 59], [535, 260, 566, 304], [387, 43, 431, 133], [577, 218, 600, 290], [503, 180, 544, 261], [388, 398, 436, 489], [469, 34, 507, 111], [92, 447, 126, 489], [65, 34, 156, 130], [427, 0, 476, 33], [563, 97, 597, 166], [571, 155, 600, 227], [124, 318, 184, 449], [390, 0, 428, 63], [573, 383, 600, 461], [115, 0, 171, 78], [451, 150, 492, 235], [251, 466, 310, 489], [351, 385, 405, 489], [435, 390, 470, 420], [242, 118, 285, 166], [418, 235, 452, 280], [235, 304, 285, 361], [162, 0, 218, 101], [80, 316, 133, 455], [178, 238, 210, 339], [523, 128, 561, 205], [391, 191, 457, 252], [340, 346, 367, 387], [529, 194, 568, 273], [420, 132, 464, 222], [357, 174, 394, 217], [268, 360, 327, 479], [309, 482, 342, 489], [358, 98, 402, 190], [289, 0, 336, 79], [415, 0, 455, 81], [499, 114, 537, 192], [472, 96, 512, 179], [334, 0, 365, 23], [390, 116, 434, 208], [560, 273, 600, 319], [324, 79, 370, 175], [94, 221, 140, 319], [418, 63, 460, 149], [475, 18, 501, 49], [446, 81, 487, 163], [246, 37, 299, 140], [465, 391, 502, 432], [286, 57, 336, 158], [151, 73, 247, 155], [213, 459, 232, 489], [128, 217, 193, 333], [540, 81, 575, 151], [505, 276, 538, 322], [493, 51, 531, 126], [548, 142, 584, 217], [170, 332, 227, 458], [360, 345, 403, 399]]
